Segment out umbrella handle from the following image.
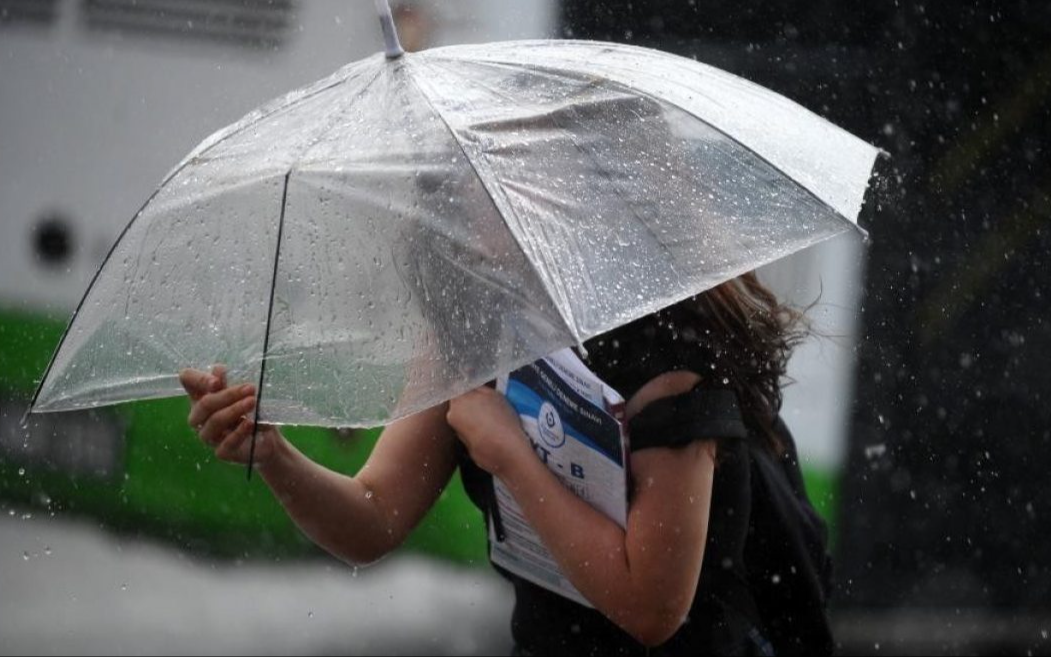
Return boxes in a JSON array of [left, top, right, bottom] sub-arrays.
[[374, 0, 405, 59]]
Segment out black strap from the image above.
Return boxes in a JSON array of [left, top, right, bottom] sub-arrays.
[[628, 387, 748, 451]]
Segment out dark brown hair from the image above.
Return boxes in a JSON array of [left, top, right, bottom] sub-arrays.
[[582, 272, 809, 454]]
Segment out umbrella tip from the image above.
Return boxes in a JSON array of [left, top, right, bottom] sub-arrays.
[[19, 404, 34, 429], [374, 0, 405, 59]]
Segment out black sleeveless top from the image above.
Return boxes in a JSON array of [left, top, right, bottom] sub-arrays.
[[455, 338, 834, 656]]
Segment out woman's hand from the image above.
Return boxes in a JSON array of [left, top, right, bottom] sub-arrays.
[[178, 364, 282, 466], [446, 386, 533, 477]]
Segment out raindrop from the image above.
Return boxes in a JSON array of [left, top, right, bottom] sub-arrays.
[[120, 583, 128, 592], [22, 551, 30, 561], [364, 491, 374, 500], [865, 444, 887, 460], [307, 611, 314, 619], [17, 468, 25, 477], [44, 546, 52, 556]]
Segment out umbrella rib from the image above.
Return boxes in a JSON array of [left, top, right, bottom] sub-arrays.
[[293, 65, 385, 165], [439, 54, 867, 231], [240, 66, 383, 439], [160, 65, 365, 188], [24, 68, 366, 421], [404, 58, 583, 346], [23, 182, 172, 422], [247, 170, 292, 480], [445, 65, 687, 294]]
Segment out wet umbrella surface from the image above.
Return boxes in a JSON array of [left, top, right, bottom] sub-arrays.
[[28, 4, 880, 435]]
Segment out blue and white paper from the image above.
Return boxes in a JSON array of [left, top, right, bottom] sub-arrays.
[[490, 348, 629, 607]]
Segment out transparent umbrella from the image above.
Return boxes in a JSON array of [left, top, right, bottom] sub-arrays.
[[28, 0, 881, 436]]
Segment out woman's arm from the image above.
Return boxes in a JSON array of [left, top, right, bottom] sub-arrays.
[[260, 403, 460, 565], [448, 375, 716, 648], [180, 367, 459, 566]]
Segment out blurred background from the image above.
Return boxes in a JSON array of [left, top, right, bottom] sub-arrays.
[[0, 0, 1048, 654]]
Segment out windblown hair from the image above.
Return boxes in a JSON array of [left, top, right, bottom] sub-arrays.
[[583, 272, 809, 454]]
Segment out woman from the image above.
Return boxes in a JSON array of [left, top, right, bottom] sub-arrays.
[[179, 272, 833, 656]]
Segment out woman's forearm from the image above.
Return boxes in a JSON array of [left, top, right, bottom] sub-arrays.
[[258, 433, 399, 565], [179, 368, 453, 566], [495, 432, 714, 647], [499, 451, 667, 642]]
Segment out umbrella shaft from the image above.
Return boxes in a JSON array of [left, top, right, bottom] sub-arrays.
[[374, 0, 405, 59]]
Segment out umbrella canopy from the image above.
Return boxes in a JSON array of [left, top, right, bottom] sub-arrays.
[[28, 23, 880, 429]]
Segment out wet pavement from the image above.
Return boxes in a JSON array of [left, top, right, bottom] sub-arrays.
[[0, 510, 513, 656]]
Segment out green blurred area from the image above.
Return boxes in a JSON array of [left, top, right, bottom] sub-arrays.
[[800, 464, 838, 547], [1, 306, 837, 562], [0, 307, 487, 564]]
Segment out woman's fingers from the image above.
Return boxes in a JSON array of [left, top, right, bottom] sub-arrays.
[[215, 419, 276, 464], [188, 384, 256, 429], [179, 364, 228, 402], [179, 364, 276, 466], [215, 419, 254, 462], [211, 364, 228, 389], [199, 395, 256, 446], [179, 369, 220, 402]]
